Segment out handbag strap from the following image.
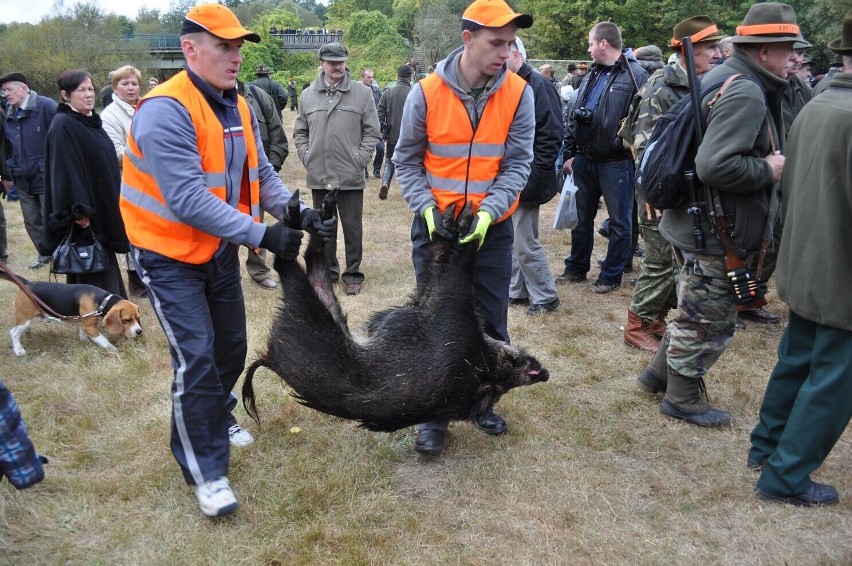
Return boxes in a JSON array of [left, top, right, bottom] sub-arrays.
[[0, 258, 106, 321]]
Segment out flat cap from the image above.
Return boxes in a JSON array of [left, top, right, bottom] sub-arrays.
[[0, 72, 27, 87], [318, 42, 349, 61]]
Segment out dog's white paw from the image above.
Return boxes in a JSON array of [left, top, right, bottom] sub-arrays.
[[13, 346, 26, 357]]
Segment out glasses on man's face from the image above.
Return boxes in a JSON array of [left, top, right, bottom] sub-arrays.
[[1, 85, 21, 94], [324, 61, 346, 67]]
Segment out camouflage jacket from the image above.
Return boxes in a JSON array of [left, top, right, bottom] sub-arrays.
[[631, 62, 690, 166], [626, 62, 689, 222]]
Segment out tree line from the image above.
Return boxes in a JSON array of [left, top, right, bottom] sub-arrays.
[[0, 0, 844, 100]]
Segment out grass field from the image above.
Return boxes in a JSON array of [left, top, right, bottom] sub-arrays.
[[1, 110, 850, 565]]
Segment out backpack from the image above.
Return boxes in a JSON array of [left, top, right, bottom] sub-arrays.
[[636, 74, 759, 210]]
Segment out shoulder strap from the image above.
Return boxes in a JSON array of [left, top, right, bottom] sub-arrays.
[[705, 73, 777, 151], [247, 83, 260, 101], [706, 73, 744, 112]]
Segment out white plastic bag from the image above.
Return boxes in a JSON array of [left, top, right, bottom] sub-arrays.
[[553, 174, 579, 230]]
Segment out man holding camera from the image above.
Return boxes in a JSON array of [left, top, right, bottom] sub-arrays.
[[556, 22, 647, 294]]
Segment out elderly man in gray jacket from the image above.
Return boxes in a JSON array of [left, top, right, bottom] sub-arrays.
[[294, 42, 381, 296]]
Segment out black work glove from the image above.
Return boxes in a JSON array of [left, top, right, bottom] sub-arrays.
[[300, 209, 337, 242], [261, 221, 303, 260]]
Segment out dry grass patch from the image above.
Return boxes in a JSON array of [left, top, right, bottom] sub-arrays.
[[1, 109, 850, 564]]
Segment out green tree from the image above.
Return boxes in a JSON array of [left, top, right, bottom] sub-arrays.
[[134, 8, 164, 34], [789, 0, 848, 71], [413, 0, 467, 67], [390, 0, 421, 39], [160, 0, 196, 33], [237, 8, 302, 83], [0, 1, 153, 97], [343, 10, 411, 82], [327, 0, 394, 23]]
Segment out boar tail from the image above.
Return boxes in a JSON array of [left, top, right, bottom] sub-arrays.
[[242, 356, 271, 424]]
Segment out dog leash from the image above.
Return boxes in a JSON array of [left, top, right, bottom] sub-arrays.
[[0, 258, 101, 321]]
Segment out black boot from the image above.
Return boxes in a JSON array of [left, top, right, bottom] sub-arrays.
[[636, 334, 669, 394], [660, 369, 731, 427]]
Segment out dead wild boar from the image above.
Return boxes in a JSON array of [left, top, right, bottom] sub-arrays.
[[242, 190, 549, 432]]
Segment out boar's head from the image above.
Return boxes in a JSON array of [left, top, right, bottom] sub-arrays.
[[470, 338, 549, 420]]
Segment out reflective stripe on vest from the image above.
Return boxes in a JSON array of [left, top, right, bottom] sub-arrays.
[[120, 71, 261, 264], [420, 72, 526, 222]]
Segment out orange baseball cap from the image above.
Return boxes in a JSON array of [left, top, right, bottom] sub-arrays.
[[183, 4, 261, 43], [462, 0, 533, 29]]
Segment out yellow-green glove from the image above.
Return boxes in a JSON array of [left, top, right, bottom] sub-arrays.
[[423, 205, 453, 241], [459, 210, 492, 249]]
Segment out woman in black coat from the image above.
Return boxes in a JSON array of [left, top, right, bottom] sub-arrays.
[[42, 69, 128, 297]]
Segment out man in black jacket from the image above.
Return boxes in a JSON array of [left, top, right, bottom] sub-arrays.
[[238, 81, 289, 290], [506, 37, 561, 314], [250, 65, 288, 113], [376, 65, 413, 200], [556, 22, 647, 294]]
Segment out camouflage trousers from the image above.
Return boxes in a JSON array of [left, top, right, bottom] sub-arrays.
[[665, 249, 737, 379], [629, 225, 677, 321]]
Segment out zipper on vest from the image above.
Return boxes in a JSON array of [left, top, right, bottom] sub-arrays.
[[463, 98, 485, 207]]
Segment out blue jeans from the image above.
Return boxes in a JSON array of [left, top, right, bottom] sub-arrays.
[[382, 141, 396, 186], [133, 245, 247, 486], [564, 155, 633, 285]]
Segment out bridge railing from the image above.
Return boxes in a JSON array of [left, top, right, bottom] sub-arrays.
[[122, 33, 182, 51], [271, 32, 344, 47], [117, 33, 344, 52]]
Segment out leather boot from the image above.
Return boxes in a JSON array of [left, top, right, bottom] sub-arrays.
[[624, 310, 660, 353], [660, 369, 731, 428], [648, 310, 668, 339], [636, 333, 668, 395]]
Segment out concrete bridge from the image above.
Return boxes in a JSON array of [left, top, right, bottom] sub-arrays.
[[124, 32, 344, 71]]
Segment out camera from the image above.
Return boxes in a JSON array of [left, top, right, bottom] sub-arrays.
[[572, 107, 594, 125]]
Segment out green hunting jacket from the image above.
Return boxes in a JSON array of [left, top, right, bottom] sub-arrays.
[[660, 52, 787, 257], [777, 73, 852, 331], [781, 73, 812, 137]]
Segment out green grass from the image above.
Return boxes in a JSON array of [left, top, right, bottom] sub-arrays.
[[0, 110, 850, 564]]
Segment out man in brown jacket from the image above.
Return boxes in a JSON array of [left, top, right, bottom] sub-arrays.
[[293, 42, 381, 296]]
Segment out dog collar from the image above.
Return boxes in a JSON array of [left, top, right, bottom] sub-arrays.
[[81, 294, 119, 318]]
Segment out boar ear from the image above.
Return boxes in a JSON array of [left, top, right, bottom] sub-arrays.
[[470, 384, 495, 420], [492, 340, 523, 366]]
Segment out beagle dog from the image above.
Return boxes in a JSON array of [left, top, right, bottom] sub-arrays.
[[6, 277, 142, 356]]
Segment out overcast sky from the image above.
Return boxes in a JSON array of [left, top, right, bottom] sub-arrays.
[[0, 0, 184, 25]]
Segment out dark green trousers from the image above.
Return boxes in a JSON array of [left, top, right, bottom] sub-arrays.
[[750, 311, 852, 496]]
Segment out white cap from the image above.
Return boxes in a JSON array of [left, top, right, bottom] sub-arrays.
[[513, 36, 527, 60]]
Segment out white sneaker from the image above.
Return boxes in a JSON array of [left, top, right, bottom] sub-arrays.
[[228, 424, 254, 447], [195, 476, 238, 517]]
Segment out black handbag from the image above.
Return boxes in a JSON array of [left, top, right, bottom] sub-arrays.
[[51, 224, 107, 275]]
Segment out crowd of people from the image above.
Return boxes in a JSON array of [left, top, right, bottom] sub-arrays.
[[1, 0, 849, 518]]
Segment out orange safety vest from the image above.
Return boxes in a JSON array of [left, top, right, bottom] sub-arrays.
[[120, 72, 261, 264], [420, 71, 526, 222]]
